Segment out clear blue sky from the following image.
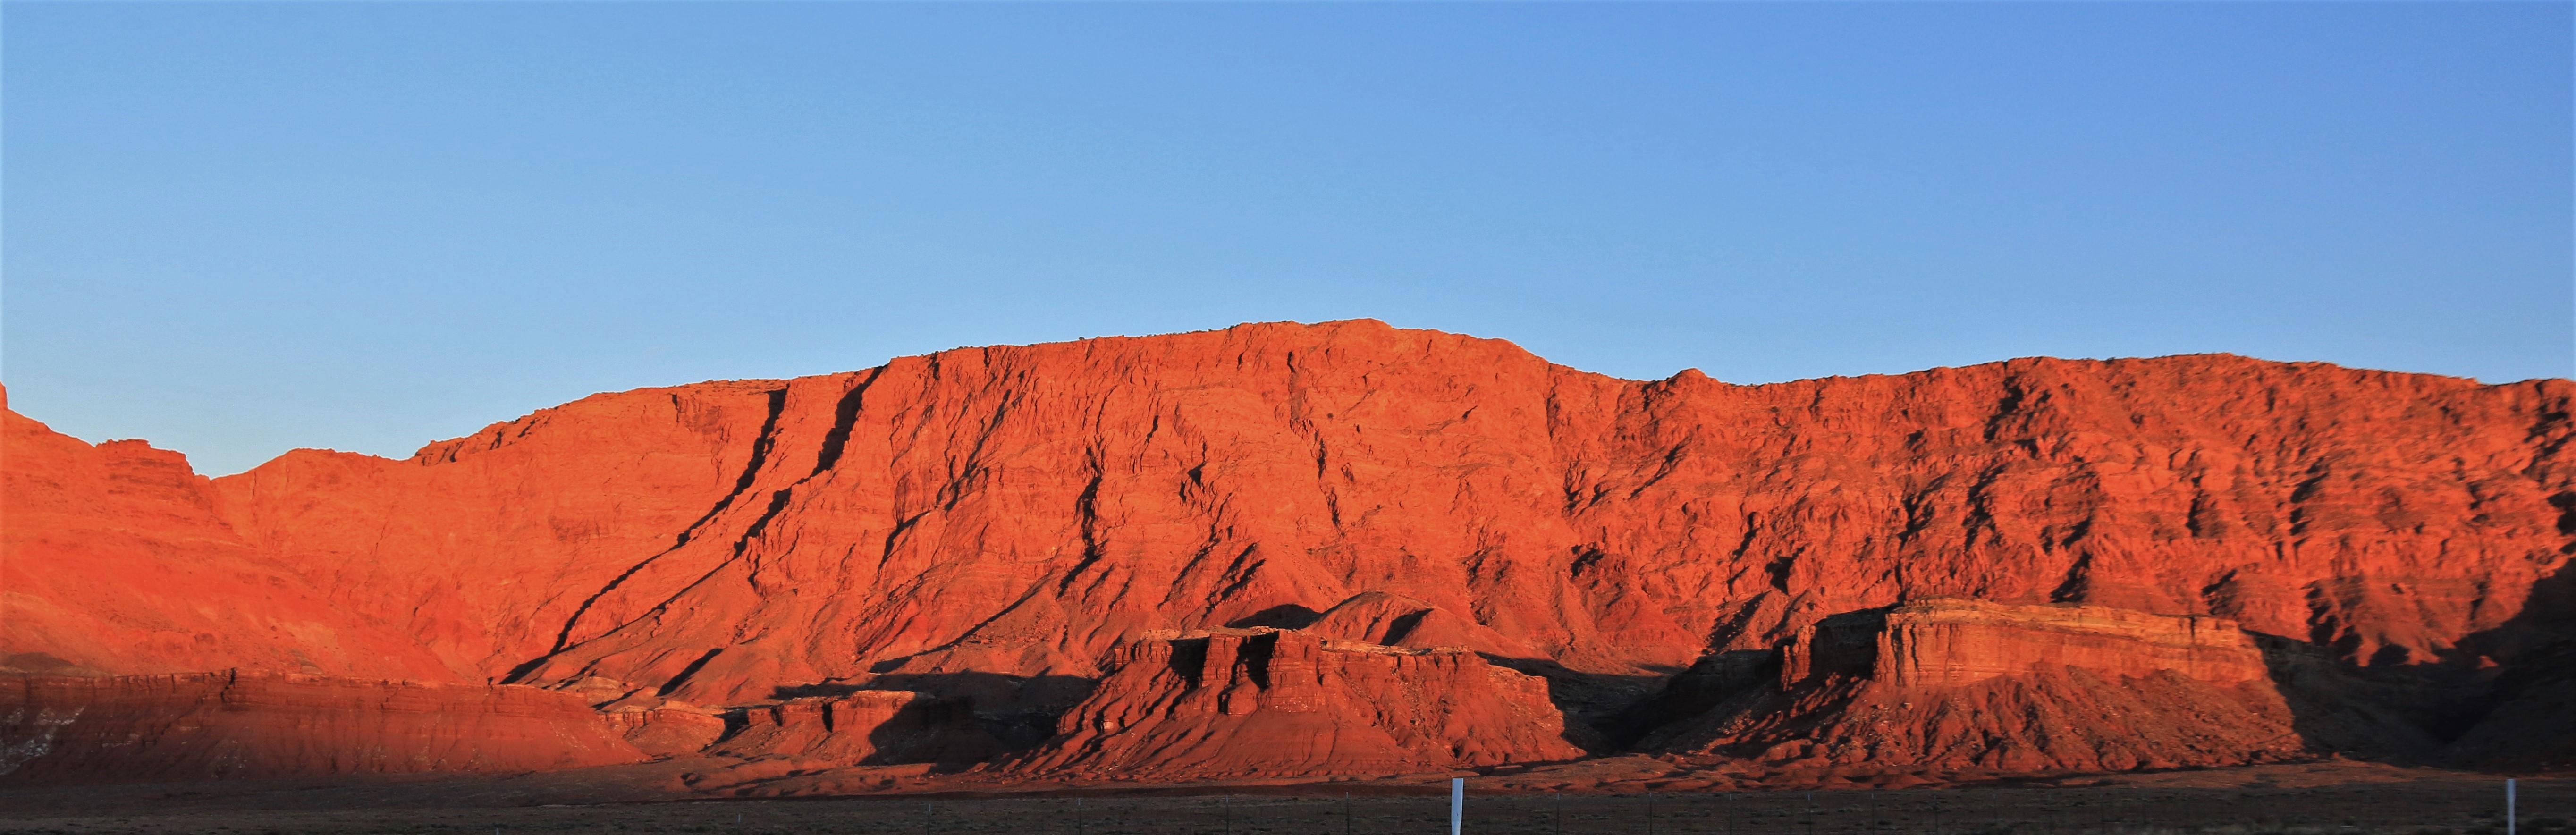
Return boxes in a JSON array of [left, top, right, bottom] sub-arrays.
[[6, 2, 2569, 475]]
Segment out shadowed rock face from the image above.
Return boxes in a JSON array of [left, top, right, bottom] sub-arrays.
[[3, 321, 2571, 781], [1017, 629, 1583, 777], [710, 690, 999, 767], [0, 672, 646, 784]]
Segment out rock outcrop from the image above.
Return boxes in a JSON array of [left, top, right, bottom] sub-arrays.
[[1644, 600, 2306, 773], [1794, 599, 2271, 688], [603, 705, 730, 758], [709, 690, 998, 766], [1018, 628, 1582, 777], [0, 672, 647, 784]]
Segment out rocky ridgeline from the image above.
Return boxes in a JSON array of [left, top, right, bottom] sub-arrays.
[[3, 321, 2569, 784]]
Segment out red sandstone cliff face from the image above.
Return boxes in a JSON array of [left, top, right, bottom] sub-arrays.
[[193, 321, 2572, 712], [209, 381, 788, 681], [0, 672, 646, 784], [1018, 628, 1582, 777], [5, 321, 2570, 781], [1805, 599, 2271, 689], [604, 705, 730, 758], [1642, 600, 2306, 773], [0, 388, 449, 680]]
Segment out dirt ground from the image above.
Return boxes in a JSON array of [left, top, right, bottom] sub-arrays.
[[0, 762, 2565, 835]]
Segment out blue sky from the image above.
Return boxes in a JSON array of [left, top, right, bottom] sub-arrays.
[[6, 2, 2569, 475]]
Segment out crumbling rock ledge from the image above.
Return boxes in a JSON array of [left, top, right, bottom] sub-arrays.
[[1015, 628, 1583, 778], [1645, 600, 2305, 774], [709, 690, 998, 767], [1790, 599, 2272, 688]]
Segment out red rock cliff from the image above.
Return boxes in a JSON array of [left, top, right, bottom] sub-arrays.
[[194, 321, 2572, 709], [6, 321, 2569, 779], [0, 388, 450, 680]]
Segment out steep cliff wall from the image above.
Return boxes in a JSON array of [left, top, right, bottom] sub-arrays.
[[1018, 628, 1582, 777], [0, 672, 646, 784], [6, 321, 2569, 782], [194, 321, 2571, 711]]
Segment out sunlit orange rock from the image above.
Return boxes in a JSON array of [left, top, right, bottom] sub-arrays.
[[208, 381, 788, 681], [1302, 591, 1543, 658], [4, 321, 2570, 781], [0, 388, 449, 681], [604, 705, 729, 757], [1789, 599, 2272, 688], [186, 321, 2566, 712], [1017, 628, 1582, 777]]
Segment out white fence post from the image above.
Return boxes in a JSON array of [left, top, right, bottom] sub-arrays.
[[1453, 778, 1473, 835]]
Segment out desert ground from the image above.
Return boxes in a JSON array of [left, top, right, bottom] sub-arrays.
[[1, 762, 2564, 835]]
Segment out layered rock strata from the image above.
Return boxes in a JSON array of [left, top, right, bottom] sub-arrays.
[[603, 706, 729, 758], [1786, 599, 2270, 688], [3, 320, 2570, 782], [1647, 600, 2304, 772], [710, 690, 998, 766], [1018, 628, 1583, 777], [0, 672, 646, 784], [171, 321, 2573, 709]]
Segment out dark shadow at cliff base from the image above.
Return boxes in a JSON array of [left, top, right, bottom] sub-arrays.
[[1478, 656, 1677, 754], [2257, 561, 2576, 771], [1592, 649, 1782, 751], [863, 693, 1001, 768], [2437, 560, 2576, 770], [760, 671, 1096, 762], [2251, 633, 2484, 763], [864, 672, 1096, 754]]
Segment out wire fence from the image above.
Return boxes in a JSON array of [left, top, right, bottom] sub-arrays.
[[874, 784, 2561, 835], [0, 779, 2563, 835]]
